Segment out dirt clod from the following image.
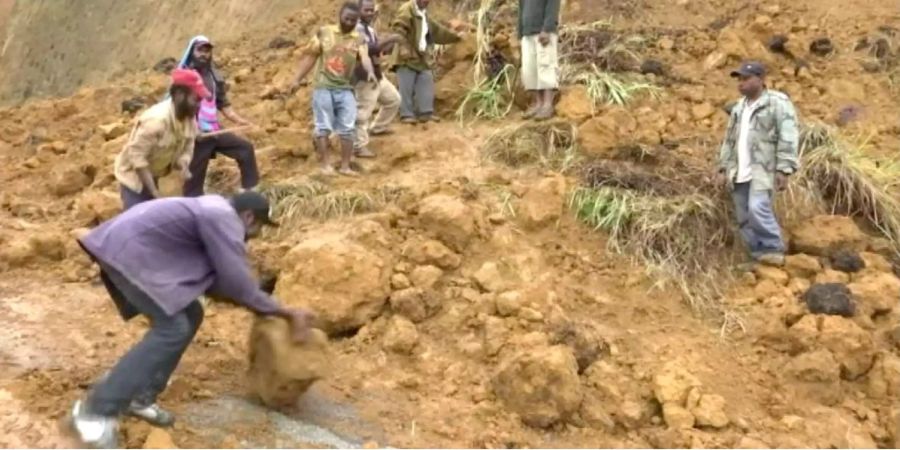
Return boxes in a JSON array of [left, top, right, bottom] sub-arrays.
[[791, 215, 868, 257], [493, 345, 583, 428], [143, 427, 177, 449], [383, 316, 419, 354], [802, 283, 855, 317], [831, 249, 865, 273], [809, 37, 834, 56], [247, 318, 332, 408]]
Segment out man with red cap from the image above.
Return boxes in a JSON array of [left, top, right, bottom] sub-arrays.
[[178, 35, 260, 196], [113, 69, 209, 209]]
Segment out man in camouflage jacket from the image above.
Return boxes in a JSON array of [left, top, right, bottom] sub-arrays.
[[718, 61, 799, 267]]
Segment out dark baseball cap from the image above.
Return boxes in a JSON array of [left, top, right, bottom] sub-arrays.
[[730, 61, 766, 78], [231, 191, 278, 227]]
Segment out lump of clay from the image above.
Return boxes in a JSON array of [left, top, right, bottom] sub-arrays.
[[830, 249, 865, 273], [790, 215, 868, 257], [247, 317, 332, 408], [493, 345, 583, 428], [802, 283, 855, 317]]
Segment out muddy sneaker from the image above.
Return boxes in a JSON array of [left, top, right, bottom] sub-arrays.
[[400, 117, 417, 125], [418, 115, 440, 123], [756, 253, 786, 267], [69, 400, 119, 449], [127, 401, 176, 427]]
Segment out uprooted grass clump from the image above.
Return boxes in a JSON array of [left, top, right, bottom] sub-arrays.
[[261, 181, 404, 230], [481, 119, 580, 172], [456, 64, 517, 123], [792, 124, 900, 252]]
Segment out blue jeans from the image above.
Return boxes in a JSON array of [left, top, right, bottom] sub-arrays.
[[312, 88, 356, 138], [732, 182, 785, 258]]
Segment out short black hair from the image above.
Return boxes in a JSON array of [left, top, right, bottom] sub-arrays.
[[341, 1, 360, 13]]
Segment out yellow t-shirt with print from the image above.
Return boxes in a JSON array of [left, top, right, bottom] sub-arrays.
[[305, 25, 364, 90]]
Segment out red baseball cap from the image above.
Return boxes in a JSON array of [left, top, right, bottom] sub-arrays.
[[170, 68, 212, 99]]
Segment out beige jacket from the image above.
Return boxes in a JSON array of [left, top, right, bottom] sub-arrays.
[[114, 99, 197, 192]]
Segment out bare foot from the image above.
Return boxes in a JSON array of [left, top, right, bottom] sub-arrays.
[[354, 147, 376, 158], [338, 167, 359, 177], [319, 165, 336, 176]]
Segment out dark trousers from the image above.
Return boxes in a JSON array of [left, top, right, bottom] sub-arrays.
[[183, 132, 259, 197], [119, 184, 155, 210], [396, 67, 435, 119], [87, 263, 203, 416]]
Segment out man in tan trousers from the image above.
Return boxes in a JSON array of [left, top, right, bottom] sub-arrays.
[[353, 0, 402, 157]]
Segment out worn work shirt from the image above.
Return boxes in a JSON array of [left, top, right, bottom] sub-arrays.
[[79, 195, 281, 317], [114, 99, 197, 193], [305, 25, 365, 90], [736, 98, 760, 183]]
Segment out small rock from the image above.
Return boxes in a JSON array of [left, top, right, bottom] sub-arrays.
[[691, 103, 716, 120], [519, 307, 544, 322], [816, 269, 850, 284], [473, 262, 508, 292], [781, 414, 805, 430], [657, 37, 675, 50], [389, 288, 440, 322], [810, 38, 834, 56], [736, 436, 770, 449], [98, 122, 128, 141], [662, 403, 696, 429], [831, 249, 865, 273], [580, 397, 615, 431], [409, 265, 443, 290], [788, 278, 811, 296], [802, 283, 855, 317], [391, 273, 412, 290], [860, 252, 892, 273], [143, 427, 177, 449], [383, 316, 419, 354], [268, 37, 296, 49], [640, 59, 667, 76], [153, 57, 177, 73], [691, 394, 729, 428], [483, 316, 508, 356], [121, 97, 146, 114], [785, 254, 822, 279], [755, 266, 789, 286], [654, 361, 702, 405], [495, 291, 522, 316]]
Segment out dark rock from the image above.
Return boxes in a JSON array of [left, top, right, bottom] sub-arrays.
[[768, 35, 789, 54], [153, 57, 178, 73], [121, 97, 146, 114], [831, 249, 866, 273], [809, 38, 834, 57], [639, 59, 666, 76], [268, 37, 296, 50], [550, 321, 610, 374], [873, 38, 891, 60], [802, 283, 855, 317]]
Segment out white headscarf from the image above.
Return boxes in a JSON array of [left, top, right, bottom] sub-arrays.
[[414, 2, 428, 52]]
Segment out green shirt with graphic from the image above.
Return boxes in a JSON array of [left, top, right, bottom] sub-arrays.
[[305, 25, 365, 90]]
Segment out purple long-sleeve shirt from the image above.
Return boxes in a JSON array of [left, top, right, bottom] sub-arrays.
[[79, 195, 280, 317]]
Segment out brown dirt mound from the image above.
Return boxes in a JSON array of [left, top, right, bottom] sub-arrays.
[[247, 318, 332, 408]]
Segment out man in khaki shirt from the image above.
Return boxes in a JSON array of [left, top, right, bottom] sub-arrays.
[[114, 69, 209, 209]]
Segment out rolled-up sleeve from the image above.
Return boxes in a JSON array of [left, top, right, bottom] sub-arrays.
[[197, 211, 281, 314]]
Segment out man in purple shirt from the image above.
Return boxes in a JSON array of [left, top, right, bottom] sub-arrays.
[[68, 191, 312, 448]]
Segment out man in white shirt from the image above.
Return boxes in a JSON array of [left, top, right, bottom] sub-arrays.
[[718, 61, 800, 268]]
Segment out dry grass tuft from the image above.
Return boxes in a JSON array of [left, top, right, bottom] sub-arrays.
[[481, 119, 580, 172], [793, 124, 900, 253], [262, 181, 404, 230]]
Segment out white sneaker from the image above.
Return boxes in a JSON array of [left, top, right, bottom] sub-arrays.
[[127, 401, 176, 427], [69, 400, 119, 449]]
